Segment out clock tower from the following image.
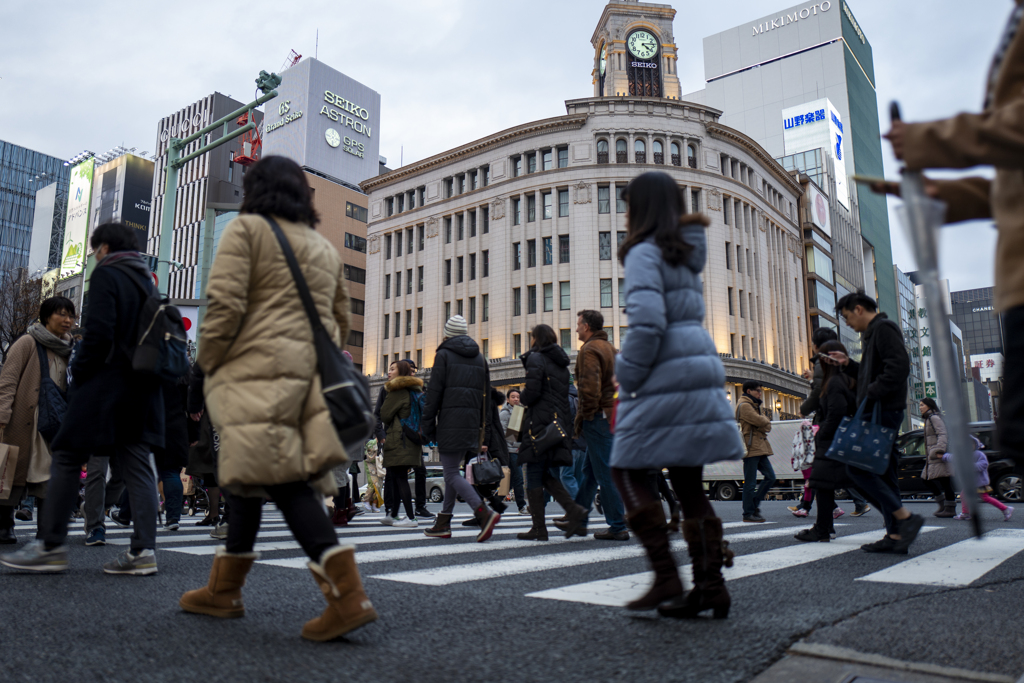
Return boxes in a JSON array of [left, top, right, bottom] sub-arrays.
[[591, 0, 681, 99]]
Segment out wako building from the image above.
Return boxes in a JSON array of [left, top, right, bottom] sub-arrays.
[[361, 0, 810, 415], [684, 1, 897, 324]]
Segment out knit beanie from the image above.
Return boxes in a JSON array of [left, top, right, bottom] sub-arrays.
[[443, 315, 468, 338]]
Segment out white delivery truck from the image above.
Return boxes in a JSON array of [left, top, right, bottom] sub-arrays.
[[702, 419, 807, 501]]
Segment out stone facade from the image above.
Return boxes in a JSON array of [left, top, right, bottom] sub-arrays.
[[361, 97, 811, 413]]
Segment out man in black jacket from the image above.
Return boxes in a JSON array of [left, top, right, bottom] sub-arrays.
[[829, 292, 923, 555], [421, 316, 499, 541], [1, 223, 165, 575]]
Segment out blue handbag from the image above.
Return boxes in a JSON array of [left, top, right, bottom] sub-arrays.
[[824, 400, 897, 475], [35, 342, 67, 441]]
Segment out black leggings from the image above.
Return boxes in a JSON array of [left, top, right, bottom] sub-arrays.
[[386, 466, 414, 519], [814, 487, 836, 535], [612, 467, 713, 520], [922, 476, 956, 501], [226, 480, 338, 561]]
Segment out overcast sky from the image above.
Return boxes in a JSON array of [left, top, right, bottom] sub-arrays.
[[0, 0, 1007, 291]]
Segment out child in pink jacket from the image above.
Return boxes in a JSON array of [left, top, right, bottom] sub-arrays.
[[943, 436, 1014, 521]]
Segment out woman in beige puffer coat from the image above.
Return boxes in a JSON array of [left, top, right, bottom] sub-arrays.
[[919, 398, 956, 518], [178, 156, 377, 642]]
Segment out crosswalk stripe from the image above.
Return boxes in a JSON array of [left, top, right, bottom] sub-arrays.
[[525, 527, 942, 606], [857, 528, 1024, 587]]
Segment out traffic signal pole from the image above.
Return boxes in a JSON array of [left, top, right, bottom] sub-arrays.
[[155, 71, 281, 296]]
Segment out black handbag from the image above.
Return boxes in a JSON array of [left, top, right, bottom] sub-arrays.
[[265, 216, 374, 450], [471, 456, 504, 486], [529, 412, 569, 453], [36, 342, 67, 441]]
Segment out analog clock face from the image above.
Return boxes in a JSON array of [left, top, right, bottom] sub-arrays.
[[325, 128, 341, 148], [600, 44, 607, 76], [627, 30, 658, 60]]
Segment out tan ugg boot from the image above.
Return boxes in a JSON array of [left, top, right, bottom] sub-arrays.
[[301, 545, 378, 642], [179, 546, 259, 618]]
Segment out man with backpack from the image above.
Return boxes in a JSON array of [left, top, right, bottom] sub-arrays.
[[1, 223, 169, 575], [737, 381, 777, 523]]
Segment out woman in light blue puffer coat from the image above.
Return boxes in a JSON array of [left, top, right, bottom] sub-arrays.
[[610, 171, 745, 620]]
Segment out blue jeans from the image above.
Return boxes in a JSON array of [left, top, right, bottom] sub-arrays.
[[508, 450, 526, 508], [742, 455, 777, 517], [574, 417, 626, 533], [845, 410, 905, 535], [560, 449, 587, 499]]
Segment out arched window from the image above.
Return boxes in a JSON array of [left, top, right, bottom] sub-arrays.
[[653, 140, 664, 164], [687, 143, 697, 168], [670, 142, 681, 166], [634, 139, 646, 164], [616, 139, 627, 163], [597, 139, 609, 153]]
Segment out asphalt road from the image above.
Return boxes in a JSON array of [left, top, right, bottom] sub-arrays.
[[1, 499, 1022, 683]]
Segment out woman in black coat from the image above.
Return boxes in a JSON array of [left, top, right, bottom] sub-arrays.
[[515, 325, 587, 541], [796, 340, 857, 543]]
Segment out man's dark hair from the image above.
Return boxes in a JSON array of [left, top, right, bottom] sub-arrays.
[[507, 388, 521, 399], [39, 296, 76, 326], [403, 358, 418, 370], [239, 155, 320, 227], [530, 324, 558, 349], [90, 222, 141, 253], [835, 291, 878, 316], [811, 327, 838, 349], [577, 309, 604, 333], [742, 380, 761, 394]]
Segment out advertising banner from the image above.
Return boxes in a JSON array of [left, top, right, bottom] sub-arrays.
[[121, 155, 155, 251], [782, 97, 849, 210], [808, 184, 831, 236], [60, 159, 95, 278]]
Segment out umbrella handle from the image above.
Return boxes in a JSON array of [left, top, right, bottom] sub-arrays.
[[890, 101, 902, 124]]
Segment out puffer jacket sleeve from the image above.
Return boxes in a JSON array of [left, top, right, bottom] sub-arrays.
[[927, 415, 948, 460], [520, 353, 545, 408], [333, 270, 351, 347], [422, 352, 447, 443], [0, 335, 32, 424], [616, 243, 665, 393], [197, 218, 252, 375]]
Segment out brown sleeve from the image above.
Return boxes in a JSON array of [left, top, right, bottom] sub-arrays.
[[903, 101, 1024, 172], [931, 177, 993, 224], [0, 336, 33, 424], [576, 345, 601, 422]]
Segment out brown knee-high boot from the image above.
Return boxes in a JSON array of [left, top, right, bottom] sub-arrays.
[[625, 502, 683, 611], [517, 489, 548, 541], [544, 472, 588, 538], [658, 517, 733, 619]]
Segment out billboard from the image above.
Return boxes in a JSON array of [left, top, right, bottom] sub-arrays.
[[121, 155, 155, 251], [783, 98, 849, 210], [60, 159, 95, 278], [808, 184, 830, 236], [261, 58, 382, 187]]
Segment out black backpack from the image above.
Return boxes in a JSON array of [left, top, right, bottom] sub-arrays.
[[109, 263, 190, 382]]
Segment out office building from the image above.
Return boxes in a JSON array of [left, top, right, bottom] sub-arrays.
[[895, 266, 923, 430], [0, 139, 68, 274]]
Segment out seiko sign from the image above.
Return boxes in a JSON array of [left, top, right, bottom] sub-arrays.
[[752, 1, 831, 36], [630, 61, 657, 69]]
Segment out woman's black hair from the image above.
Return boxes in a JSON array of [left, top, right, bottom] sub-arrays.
[[818, 340, 852, 394], [39, 296, 76, 325], [530, 324, 558, 349], [239, 155, 320, 227], [920, 397, 939, 413], [90, 222, 142, 252], [617, 171, 703, 267]]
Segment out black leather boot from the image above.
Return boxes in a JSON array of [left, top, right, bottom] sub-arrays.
[[625, 502, 682, 610], [658, 517, 733, 619], [544, 472, 588, 538], [517, 489, 548, 541], [0, 505, 15, 544]]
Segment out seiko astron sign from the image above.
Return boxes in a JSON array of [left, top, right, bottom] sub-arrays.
[[261, 58, 381, 187]]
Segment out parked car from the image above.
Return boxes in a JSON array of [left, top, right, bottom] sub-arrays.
[[894, 421, 1021, 503]]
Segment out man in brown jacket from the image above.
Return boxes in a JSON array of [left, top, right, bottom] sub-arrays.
[[737, 381, 776, 523], [877, 2, 1024, 462], [566, 310, 627, 540]]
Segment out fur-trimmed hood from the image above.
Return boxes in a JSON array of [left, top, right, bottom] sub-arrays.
[[385, 375, 424, 392]]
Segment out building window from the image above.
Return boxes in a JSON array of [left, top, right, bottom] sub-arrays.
[[416, 349, 422, 368], [616, 185, 627, 213], [527, 153, 537, 174], [383, 314, 389, 339], [598, 186, 610, 214], [559, 235, 570, 263], [344, 265, 366, 284], [512, 198, 521, 225], [344, 233, 367, 252], [512, 156, 522, 177], [616, 138, 627, 163], [560, 281, 571, 310], [395, 231, 402, 257], [513, 334, 522, 359], [417, 224, 424, 251], [417, 186, 426, 206], [527, 194, 536, 222], [396, 195, 404, 213], [687, 144, 697, 168], [728, 287, 734, 316], [445, 259, 451, 286], [470, 253, 477, 280], [527, 239, 537, 268], [346, 330, 364, 347], [483, 206, 489, 233], [418, 265, 424, 292], [723, 200, 730, 225], [482, 250, 489, 277], [617, 231, 627, 250], [345, 202, 367, 221], [558, 146, 568, 168], [513, 288, 521, 316], [406, 310, 412, 336], [542, 149, 553, 171], [618, 277, 626, 308], [395, 313, 401, 338], [406, 228, 413, 254], [383, 354, 388, 370], [349, 298, 366, 316], [482, 166, 489, 186], [469, 210, 477, 237], [406, 268, 412, 295], [445, 302, 451, 320], [395, 271, 401, 296], [457, 256, 464, 283], [444, 178, 453, 197], [653, 140, 663, 165], [384, 274, 391, 299], [457, 213, 464, 240], [543, 237, 553, 265], [482, 339, 489, 359], [444, 217, 452, 243], [739, 289, 745, 318], [457, 299, 463, 317], [542, 192, 552, 219], [736, 245, 743, 273], [560, 329, 572, 351], [469, 297, 476, 324], [600, 279, 613, 308], [671, 142, 681, 166], [599, 232, 611, 261], [558, 189, 569, 217], [635, 139, 646, 164], [544, 283, 553, 311], [385, 234, 392, 259], [597, 139, 609, 164], [513, 242, 521, 270], [691, 189, 701, 213], [482, 294, 489, 322], [527, 285, 537, 314], [417, 307, 423, 333], [620, 326, 628, 344]]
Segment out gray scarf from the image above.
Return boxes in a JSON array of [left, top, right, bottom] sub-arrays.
[[28, 323, 72, 358]]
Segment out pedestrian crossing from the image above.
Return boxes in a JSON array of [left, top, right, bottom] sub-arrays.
[[10, 510, 1024, 607]]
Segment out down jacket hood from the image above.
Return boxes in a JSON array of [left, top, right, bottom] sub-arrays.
[[439, 334, 480, 358], [522, 343, 570, 369], [386, 376, 424, 392]]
